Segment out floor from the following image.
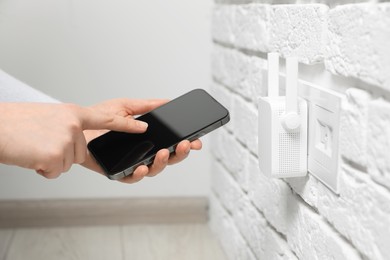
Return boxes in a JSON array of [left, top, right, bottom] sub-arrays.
[[0, 224, 226, 260]]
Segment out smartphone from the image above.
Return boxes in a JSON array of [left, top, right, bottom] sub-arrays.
[[87, 89, 230, 180]]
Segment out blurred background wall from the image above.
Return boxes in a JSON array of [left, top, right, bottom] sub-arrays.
[[0, 0, 213, 199]]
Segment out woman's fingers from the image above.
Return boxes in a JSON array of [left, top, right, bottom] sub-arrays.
[[146, 149, 170, 177], [190, 139, 202, 150], [79, 106, 148, 133], [118, 139, 202, 183], [167, 140, 191, 165], [120, 165, 149, 184]]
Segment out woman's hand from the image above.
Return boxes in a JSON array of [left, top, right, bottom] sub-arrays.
[[0, 100, 202, 182], [82, 98, 202, 184], [0, 102, 149, 179]]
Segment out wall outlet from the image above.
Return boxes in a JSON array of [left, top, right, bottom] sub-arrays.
[[314, 107, 333, 157], [299, 81, 344, 194]]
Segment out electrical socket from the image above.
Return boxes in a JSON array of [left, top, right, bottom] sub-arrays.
[[316, 119, 332, 157], [299, 81, 344, 194]]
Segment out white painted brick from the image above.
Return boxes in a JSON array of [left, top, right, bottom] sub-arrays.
[[212, 5, 236, 46], [210, 127, 230, 162], [213, 4, 329, 64], [212, 4, 270, 52], [211, 160, 245, 214], [213, 152, 362, 259], [367, 98, 390, 189], [212, 130, 250, 193], [215, 0, 372, 4], [318, 166, 390, 260], [246, 154, 362, 260], [211, 3, 390, 260], [212, 160, 297, 259], [209, 194, 257, 260], [325, 3, 390, 90], [288, 164, 390, 260], [210, 82, 234, 133], [247, 154, 292, 234], [211, 130, 250, 191], [340, 88, 371, 168], [269, 4, 328, 64], [212, 44, 266, 102], [232, 95, 258, 155], [233, 4, 270, 52], [287, 196, 362, 260], [287, 175, 319, 208], [233, 188, 298, 260], [286, 175, 320, 209]]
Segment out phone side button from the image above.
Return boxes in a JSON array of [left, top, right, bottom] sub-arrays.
[[187, 134, 199, 141], [143, 158, 154, 166], [191, 132, 205, 140]]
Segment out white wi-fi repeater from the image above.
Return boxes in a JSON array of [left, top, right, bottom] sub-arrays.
[[258, 53, 308, 178]]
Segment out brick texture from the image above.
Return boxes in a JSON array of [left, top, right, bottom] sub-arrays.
[[340, 88, 370, 169], [269, 4, 328, 63], [367, 99, 390, 190], [325, 3, 390, 91], [209, 2, 390, 260]]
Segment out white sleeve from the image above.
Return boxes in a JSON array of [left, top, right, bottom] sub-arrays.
[[0, 69, 59, 103]]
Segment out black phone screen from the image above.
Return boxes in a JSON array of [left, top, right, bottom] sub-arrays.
[[87, 89, 230, 178]]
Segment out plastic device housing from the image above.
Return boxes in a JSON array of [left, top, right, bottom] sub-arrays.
[[258, 96, 308, 178], [258, 53, 308, 178]]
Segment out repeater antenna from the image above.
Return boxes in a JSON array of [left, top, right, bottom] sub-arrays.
[[267, 53, 279, 97], [283, 56, 300, 131]]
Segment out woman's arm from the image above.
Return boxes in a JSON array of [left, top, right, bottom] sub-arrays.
[[0, 69, 58, 103]]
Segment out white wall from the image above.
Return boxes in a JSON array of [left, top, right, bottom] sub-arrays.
[[0, 0, 213, 199], [210, 1, 390, 260]]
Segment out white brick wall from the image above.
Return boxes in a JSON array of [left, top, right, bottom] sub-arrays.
[[368, 99, 390, 189], [209, 1, 390, 260], [326, 3, 390, 90]]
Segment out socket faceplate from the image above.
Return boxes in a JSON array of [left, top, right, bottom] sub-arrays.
[[299, 81, 344, 194]]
